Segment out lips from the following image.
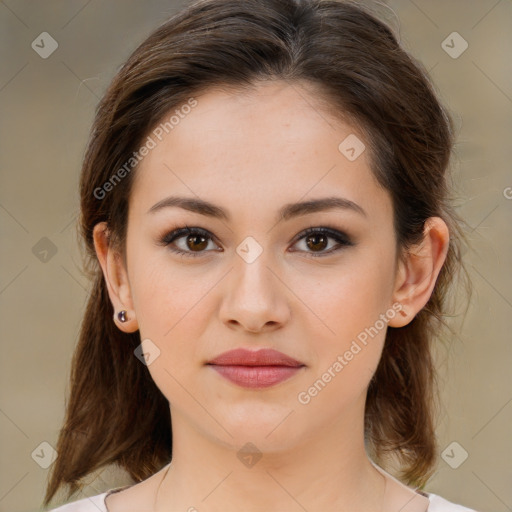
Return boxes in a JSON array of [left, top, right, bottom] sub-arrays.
[[207, 348, 303, 367], [206, 348, 305, 388]]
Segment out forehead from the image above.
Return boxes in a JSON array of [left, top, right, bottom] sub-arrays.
[[129, 80, 391, 224]]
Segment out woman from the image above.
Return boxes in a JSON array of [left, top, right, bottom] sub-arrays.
[[44, 0, 476, 510]]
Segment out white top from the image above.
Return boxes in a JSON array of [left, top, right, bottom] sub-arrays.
[[47, 460, 478, 512], [47, 490, 479, 511]]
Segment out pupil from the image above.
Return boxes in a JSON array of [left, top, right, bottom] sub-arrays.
[[307, 234, 327, 251], [187, 235, 206, 250], [187, 234, 207, 251]]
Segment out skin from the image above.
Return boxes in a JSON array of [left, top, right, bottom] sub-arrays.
[[93, 79, 449, 512]]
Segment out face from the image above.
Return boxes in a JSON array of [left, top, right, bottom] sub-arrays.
[[106, 80, 405, 453]]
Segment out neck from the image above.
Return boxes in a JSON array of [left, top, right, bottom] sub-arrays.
[[154, 404, 386, 512]]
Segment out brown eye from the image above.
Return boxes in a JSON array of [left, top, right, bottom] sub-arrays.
[[305, 233, 328, 252], [291, 226, 354, 257], [186, 233, 208, 251], [159, 226, 219, 257]]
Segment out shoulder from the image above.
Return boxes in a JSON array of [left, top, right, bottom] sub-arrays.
[[46, 492, 109, 512], [427, 492, 479, 512], [47, 464, 168, 512], [45, 486, 478, 512]]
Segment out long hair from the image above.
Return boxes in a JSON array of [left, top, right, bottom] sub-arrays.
[[44, 0, 472, 506]]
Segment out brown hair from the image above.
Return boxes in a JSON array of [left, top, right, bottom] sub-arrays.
[[44, 0, 472, 506]]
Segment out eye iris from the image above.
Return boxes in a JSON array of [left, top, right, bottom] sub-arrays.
[[187, 234, 208, 251], [306, 233, 328, 251]]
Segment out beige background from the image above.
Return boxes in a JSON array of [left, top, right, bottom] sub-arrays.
[[0, 1, 511, 511]]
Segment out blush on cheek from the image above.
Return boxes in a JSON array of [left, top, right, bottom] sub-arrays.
[[308, 317, 387, 403]]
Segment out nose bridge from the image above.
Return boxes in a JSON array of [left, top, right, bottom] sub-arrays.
[[219, 238, 289, 331], [232, 243, 276, 306]]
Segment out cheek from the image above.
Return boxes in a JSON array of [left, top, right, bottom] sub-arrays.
[[294, 269, 388, 413], [128, 253, 219, 376], [289, 253, 394, 343], [129, 261, 209, 405], [288, 253, 393, 394], [130, 249, 208, 336]]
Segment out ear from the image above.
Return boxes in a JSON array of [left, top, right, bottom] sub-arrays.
[[388, 217, 450, 327], [93, 222, 139, 333]]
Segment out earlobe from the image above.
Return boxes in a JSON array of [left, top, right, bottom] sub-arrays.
[[388, 217, 449, 328], [92, 222, 139, 333]]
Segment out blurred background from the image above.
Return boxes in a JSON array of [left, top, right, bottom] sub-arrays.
[[0, 1, 511, 511]]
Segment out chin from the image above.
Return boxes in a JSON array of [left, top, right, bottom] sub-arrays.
[[216, 410, 302, 447]]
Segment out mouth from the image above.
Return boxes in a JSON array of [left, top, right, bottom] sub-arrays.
[[206, 348, 305, 389]]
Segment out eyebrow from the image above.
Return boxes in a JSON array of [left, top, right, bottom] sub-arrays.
[[147, 195, 367, 221]]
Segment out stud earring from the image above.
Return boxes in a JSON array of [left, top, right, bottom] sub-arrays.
[[117, 310, 128, 323]]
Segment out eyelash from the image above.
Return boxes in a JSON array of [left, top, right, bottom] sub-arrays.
[[157, 225, 355, 259]]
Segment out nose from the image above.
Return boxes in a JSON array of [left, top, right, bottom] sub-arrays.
[[218, 249, 290, 334]]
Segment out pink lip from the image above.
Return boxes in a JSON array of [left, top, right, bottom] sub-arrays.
[[206, 348, 305, 389]]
